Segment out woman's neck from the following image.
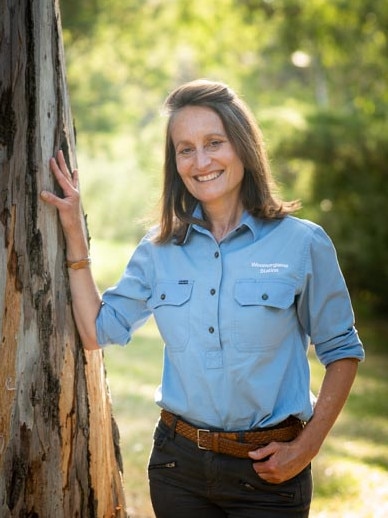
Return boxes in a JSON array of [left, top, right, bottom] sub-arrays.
[[202, 199, 244, 242]]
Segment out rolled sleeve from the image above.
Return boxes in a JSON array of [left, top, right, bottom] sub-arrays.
[[314, 326, 364, 366], [96, 302, 131, 346], [297, 225, 365, 366], [96, 299, 150, 346], [95, 236, 153, 347]]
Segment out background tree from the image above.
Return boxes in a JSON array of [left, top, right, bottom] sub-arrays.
[[58, 0, 388, 314], [0, 1, 126, 515], [261, 0, 388, 312]]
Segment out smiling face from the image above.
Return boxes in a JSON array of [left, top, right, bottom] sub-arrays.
[[171, 105, 245, 212]]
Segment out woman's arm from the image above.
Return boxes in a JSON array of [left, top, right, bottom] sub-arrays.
[[249, 358, 359, 483], [41, 150, 101, 350]]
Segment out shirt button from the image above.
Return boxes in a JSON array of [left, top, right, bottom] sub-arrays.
[[214, 251, 219, 258], [208, 326, 215, 334], [261, 293, 269, 300], [160, 293, 166, 300], [210, 288, 216, 295]]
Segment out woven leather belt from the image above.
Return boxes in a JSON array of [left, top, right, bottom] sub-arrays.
[[160, 409, 304, 459]]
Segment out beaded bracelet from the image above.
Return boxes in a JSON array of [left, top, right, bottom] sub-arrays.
[[66, 257, 91, 270]]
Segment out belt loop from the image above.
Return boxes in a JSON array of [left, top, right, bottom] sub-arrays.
[[212, 432, 220, 453], [168, 413, 179, 439]]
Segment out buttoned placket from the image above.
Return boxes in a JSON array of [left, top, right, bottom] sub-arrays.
[[202, 242, 224, 369]]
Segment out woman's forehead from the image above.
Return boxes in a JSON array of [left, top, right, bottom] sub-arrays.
[[170, 106, 226, 143]]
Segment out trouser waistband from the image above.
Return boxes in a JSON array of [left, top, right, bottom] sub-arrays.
[[160, 410, 304, 458]]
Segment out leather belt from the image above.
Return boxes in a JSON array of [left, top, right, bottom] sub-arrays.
[[160, 409, 304, 459]]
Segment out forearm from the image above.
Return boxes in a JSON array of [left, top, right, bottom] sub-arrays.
[[295, 357, 359, 456], [65, 229, 102, 351], [67, 268, 101, 350]]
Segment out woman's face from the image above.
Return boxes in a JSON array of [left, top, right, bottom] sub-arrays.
[[170, 106, 244, 209]]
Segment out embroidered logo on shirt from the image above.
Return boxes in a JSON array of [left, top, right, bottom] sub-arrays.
[[251, 262, 289, 273]]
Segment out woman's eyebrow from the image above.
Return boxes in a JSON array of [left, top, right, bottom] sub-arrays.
[[175, 132, 227, 147]]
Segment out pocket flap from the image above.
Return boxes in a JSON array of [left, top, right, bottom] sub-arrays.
[[151, 280, 193, 308], [234, 280, 295, 309]]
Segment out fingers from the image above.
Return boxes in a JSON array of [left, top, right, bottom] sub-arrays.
[[71, 168, 79, 190], [249, 444, 280, 482], [41, 150, 79, 208], [248, 443, 274, 461], [55, 150, 78, 185], [40, 189, 60, 208], [250, 442, 304, 484], [56, 149, 70, 175], [48, 151, 78, 191], [50, 151, 74, 189]]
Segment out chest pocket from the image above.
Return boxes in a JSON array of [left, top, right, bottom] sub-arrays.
[[150, 281, 193, 352], [232, 280, 296, 352]]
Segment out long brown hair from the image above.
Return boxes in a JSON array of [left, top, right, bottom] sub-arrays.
[[155, 79, 299, 244]]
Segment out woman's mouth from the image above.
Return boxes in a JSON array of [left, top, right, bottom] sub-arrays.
[[195, 171, 223, 182]]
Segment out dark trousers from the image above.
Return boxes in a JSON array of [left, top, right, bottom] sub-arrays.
[[148, 420, 313, 518]]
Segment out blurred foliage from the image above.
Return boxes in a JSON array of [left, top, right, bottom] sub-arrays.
[[277, 112, 388, 312], [60, 0, 388, 314]]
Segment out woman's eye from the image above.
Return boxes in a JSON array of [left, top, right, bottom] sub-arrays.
[[178, 147, 194, 156], [207, 140, 223, 150]]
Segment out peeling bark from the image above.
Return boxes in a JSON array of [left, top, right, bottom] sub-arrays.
[[0, 1, 126, 516]]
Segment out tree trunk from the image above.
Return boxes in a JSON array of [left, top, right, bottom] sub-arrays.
[[0, 1, 127, 516]]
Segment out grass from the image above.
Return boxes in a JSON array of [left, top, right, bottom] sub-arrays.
[[91, 239, 388, 518]]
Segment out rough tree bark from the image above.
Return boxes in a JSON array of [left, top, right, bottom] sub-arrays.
[[0, 1, 127, 516]]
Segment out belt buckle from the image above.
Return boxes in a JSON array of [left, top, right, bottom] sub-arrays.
[[197, 428, 210, 450]]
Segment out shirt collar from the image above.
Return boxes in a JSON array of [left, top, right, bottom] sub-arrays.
[[180, 204, 203, 244], [181, 205, 264, 244]]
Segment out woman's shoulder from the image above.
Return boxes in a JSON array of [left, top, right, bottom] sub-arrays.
[[271, 216, 334, 249], [281, 214, 327, 235], [137, 224, 176, 250], [279, 216, 336, 255]]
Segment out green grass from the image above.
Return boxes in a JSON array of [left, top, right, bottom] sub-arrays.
[[93, 239, 388, 518]]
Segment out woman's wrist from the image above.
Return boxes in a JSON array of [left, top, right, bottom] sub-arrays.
[[63, 229, 89, 261], [66, 256, 91, 270]]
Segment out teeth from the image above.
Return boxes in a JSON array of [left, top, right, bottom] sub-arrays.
[[196, 171, 222, 182]]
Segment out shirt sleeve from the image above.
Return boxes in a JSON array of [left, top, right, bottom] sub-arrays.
[[296, 225, 365, 366], [96, 235, 153, 346]]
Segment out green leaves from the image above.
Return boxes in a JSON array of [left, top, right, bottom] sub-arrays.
[[61, 0, 388, 313]]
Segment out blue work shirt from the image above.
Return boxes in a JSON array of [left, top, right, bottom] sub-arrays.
[[96, 211, 364, 431]]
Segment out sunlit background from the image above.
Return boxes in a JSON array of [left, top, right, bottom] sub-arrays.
[[60, 1, 388, 516]]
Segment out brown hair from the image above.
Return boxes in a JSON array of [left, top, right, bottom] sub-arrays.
[[155, 79, 299, 244]]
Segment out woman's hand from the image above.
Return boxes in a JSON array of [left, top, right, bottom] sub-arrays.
[[41, 150, 84, 237], [249, 439, 313, 484]]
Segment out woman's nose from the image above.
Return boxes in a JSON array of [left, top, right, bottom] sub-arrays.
[[195, 148, 212, 170]]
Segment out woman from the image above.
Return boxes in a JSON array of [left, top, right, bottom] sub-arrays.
[[41, 79, 364, 517]]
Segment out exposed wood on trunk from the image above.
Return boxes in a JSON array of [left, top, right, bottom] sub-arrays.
[[0, 1, 127, 515]]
